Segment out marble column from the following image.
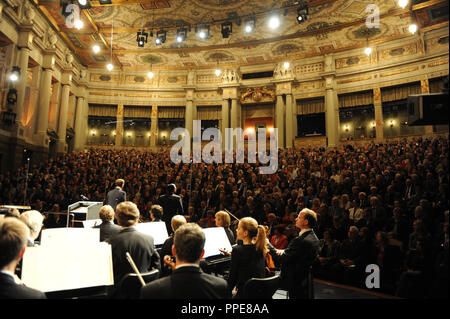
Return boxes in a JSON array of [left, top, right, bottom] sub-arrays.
[[421, 78, 433, 134], [150, 105, 158, 147], [324, 74, 339, 147], [275, 94, 285, 149], [36, 67, 53, 146], [15, 47, 30, 128], [73, 96, 85, 151], [285, 93, 293, 148], [56, 83, 70, 153], [115, 104, 124, 147], [230, 97, 240, 129], [373, 87, 384, 143], [221, 98, 230, 140]]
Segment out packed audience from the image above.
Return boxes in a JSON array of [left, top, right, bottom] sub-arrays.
[[0, 135, 448, 298]]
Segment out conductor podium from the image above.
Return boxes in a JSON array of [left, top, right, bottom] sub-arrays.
[[67, 201, 103, 227]]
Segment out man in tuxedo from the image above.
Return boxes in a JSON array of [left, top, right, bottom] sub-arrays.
[[105, 179, 126, 212], [0, 217, 46, 299], [140, 223, 230, 299], [106, 201, 160, 298], [158, 184, 184, 234], [94, 205, 121, 242], [277, 208, 320, 299]]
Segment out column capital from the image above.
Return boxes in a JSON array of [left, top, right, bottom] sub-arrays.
[[17, 26, 34, 49], [61, 69, 74, 85]]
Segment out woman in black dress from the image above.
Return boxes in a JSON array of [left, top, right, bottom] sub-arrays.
[[227, 217, 267, 298]]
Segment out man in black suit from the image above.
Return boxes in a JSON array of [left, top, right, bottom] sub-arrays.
[[277, 208, 320, 299], [106, 201, 160, 298], [158, 184, 184, 234], [0, 217, 46, 299], [105, 179, 126, 212], [94, 205, 121, 242], [140, 223, 230, 299]]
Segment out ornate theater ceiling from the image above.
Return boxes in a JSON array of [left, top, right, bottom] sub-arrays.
[[33, 0, 449, 70]]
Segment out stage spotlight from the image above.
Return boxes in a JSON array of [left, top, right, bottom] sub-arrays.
[[77, 0, 91, 9], [155, 30, 166, 45], [297, 4, 308, 24], [137, 30, 148, 47], [196, 25, 210, 39], [176, 28, 187, 44], [244, 17, 255, 33], [221, 22, 232, 38]]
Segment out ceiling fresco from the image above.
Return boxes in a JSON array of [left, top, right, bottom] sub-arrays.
[[33, 0, 449, 69]]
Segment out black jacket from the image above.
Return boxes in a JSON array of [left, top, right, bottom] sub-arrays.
[[280, 229, 320, 297], [106, 227, 161, 293], [140, 265, 230, 299], [94, 221, 122, 242], [105, 187, 126, 212], [0, 272, 47, 299], [157, 193, 184, 233]]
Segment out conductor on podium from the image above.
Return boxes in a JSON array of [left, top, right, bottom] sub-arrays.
[[105, 179, 126, 212]]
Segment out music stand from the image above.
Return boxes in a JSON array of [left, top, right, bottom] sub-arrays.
[[67, 201, 103, 227]]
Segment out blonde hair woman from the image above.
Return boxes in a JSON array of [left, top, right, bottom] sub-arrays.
[[227, 217, 267, 298]]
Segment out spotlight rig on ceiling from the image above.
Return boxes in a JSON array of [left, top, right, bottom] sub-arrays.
[[221, 21, 232, 38], [137, 30, 148, 47], [176, 27, 188, 44], [297, 2, 309, 24], [155, 30, 166, 45]]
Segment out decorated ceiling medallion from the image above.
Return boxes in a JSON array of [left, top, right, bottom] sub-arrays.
[[353, 26, 381, 39], [205, 51, 235, 62], [141, 54, 161, 64]]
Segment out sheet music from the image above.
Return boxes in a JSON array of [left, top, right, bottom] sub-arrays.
[[40, 228, 100, 247], [21, 243, 114, 292], [202, 227, 233, 258], [82, 219, 102, 228], [134, 222, 169, 246]]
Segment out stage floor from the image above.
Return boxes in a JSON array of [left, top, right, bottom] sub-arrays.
[[273, 279, 399, 299]]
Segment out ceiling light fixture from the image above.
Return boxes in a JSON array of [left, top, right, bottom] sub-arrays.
[[221, 21, 232, 38], [9, 66, 21, 82], [137, 30, 148, 47], [74, 19, 84, 30], [409, 23, 417, 34], [106, 63, 113, 71], [268, 15, 280, 30], [92, 44, 100, 53], [77, 0, 91, 9], [244, 17, 255, 33], [398, 0, 408, 9]]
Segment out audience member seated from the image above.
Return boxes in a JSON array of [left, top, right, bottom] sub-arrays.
[[94, 205, 121, 242], [0, 218, 46, 299], [140, 223, 230, 299], [0, 136, 447, 298], [215, 210, 235, 245], [106, 201, 161, 298], [269, 225, 289, 250], [314, 228, 340, 280]]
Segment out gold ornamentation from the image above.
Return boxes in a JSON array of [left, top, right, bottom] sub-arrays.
[[240, 87, 275, 104]]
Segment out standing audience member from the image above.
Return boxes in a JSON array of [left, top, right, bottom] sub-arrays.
[[0, 218, 46, 299], [158, 184, 184, 235], [141, 223, 230, 299], [105, 179, 126, 212]]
